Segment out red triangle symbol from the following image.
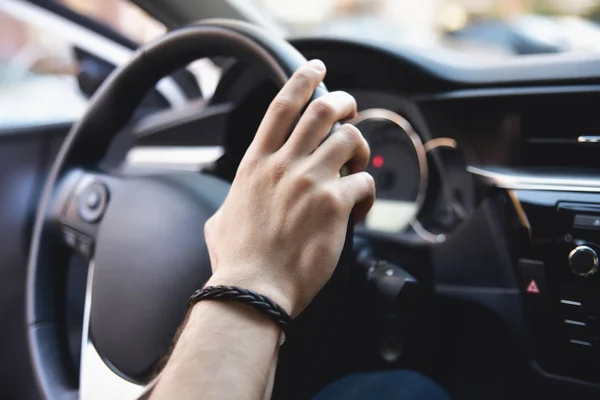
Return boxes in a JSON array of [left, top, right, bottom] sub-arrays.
[[526, 280, 540, 294]]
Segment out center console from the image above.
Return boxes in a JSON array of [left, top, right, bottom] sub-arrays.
[[513, 189, 600, 384]]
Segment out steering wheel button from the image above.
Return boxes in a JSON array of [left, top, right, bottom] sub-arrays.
[[86, 191, 100, 209], [62, 228, 78, 248], [78, 182, 109, 223], [77, 236, 93, 259]]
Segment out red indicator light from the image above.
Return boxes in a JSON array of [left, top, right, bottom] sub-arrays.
[[372, 155, 384, 168]]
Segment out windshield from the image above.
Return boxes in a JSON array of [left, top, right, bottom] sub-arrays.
[[254, 0, 600, 58]]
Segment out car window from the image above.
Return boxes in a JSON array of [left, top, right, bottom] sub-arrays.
[[256, 0, 600, 59], [0, 10, 87, 129], [58, 0, 219, 97], [0, 1, 167, 130], [58, 0, 166, 44]]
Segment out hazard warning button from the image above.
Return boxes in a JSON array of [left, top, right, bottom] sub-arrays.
[[518, 259, 550, 347], [518, 259, 547, 298], [526, 279, 540, 294]]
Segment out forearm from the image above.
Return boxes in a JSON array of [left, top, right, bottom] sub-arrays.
[[150, 297, 281, 400]]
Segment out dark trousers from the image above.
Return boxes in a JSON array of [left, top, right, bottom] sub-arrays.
[[313, 370, 451, 400]]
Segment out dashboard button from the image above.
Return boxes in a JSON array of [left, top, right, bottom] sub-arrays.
[[564, 318, 591, 339], [573, 214, 600, 230], [567, 338, 594, 359], [517, 259, 551, 341], [518, 259, 547, 298], [560, 285, 585, 305]]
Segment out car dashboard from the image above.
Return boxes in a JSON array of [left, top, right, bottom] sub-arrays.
[[120, 37, 600, 398]]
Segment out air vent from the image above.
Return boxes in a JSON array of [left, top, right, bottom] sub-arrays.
[[522, 91, 600, 168]]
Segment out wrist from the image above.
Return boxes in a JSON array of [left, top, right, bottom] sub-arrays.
[[187, 298, 281, 338], [206, 271, 295, 317]]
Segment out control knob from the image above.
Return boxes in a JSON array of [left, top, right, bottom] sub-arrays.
[[569, 245, 599, 277]]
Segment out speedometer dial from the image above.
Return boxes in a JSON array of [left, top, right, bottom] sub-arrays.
[[351, 109, 428, 234]]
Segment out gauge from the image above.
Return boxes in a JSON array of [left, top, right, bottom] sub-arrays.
[[351, 108, 428, 234]]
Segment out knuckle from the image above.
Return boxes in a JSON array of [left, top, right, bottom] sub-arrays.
[[362, 135, 371, 157], [204, 216, 216, 237], [363, 172, 376, 193], [269, 96, 295, 116], [310, 98, 336, 120], [315, 188, 344, 214], [268, 157, 290, 183], [292, 172, 317, 194], [235, 157, 258, 178], [338, 123, 363, 146], [335, 90, 357, 109], [293, 68, 316, 86]]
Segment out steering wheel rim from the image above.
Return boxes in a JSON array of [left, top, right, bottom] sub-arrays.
[[26, 19, 344, 399]]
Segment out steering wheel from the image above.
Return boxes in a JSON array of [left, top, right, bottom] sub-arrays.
[[26, 20, 353, 399]]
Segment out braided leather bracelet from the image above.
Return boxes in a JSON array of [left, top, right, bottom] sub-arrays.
[[188, 285, 292, 341]]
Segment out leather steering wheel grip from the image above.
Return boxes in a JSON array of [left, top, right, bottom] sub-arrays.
[[26, 19, 327, 399]]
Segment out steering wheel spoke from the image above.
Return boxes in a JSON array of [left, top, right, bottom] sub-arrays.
[[54, 169, 122, 260], [79, 260, 148, 400]]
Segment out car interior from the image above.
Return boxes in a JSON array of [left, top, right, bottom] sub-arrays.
[[3, 0, 600, 399]]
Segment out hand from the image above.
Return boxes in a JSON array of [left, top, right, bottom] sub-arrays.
[[204, 60, 375, 317]]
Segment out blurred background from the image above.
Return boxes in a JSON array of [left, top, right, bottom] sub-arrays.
[[2, 0, 600, 128]]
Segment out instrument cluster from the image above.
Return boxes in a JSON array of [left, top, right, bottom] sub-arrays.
[[350, 107, 474, 244]]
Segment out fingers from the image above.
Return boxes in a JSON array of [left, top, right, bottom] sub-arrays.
[[282, 91, 357, 156], [307, 124, 370, 178], [251, 60, 326, 154], [334, 171, 376, 224]]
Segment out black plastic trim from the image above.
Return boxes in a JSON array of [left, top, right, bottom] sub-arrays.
[[0, 122, 72, 139], [414, 84, 600, 102], [290, 37, 600, 88]]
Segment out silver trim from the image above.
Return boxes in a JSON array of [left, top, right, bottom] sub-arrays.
[[578, 136, 600, 143], [123, 146, 224, 172], [560, 299, 582, 306], [423, 137, 457, 152], [467, 165, 600, 193], [80, 261, 146, 400], [350, 108, 429, 234], [569, 339, 592, 347], [156, 79, 188, 108], [411, 220, 446, 244], [565, 319, 587, 327], [568, 245, 599, 277], [2, 0, 186, 108]]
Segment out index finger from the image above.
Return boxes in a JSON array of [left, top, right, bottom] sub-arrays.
[[249, 60, 327, 155]]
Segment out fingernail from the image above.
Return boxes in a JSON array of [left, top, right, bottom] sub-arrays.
[[308, 59, 326, 72]]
